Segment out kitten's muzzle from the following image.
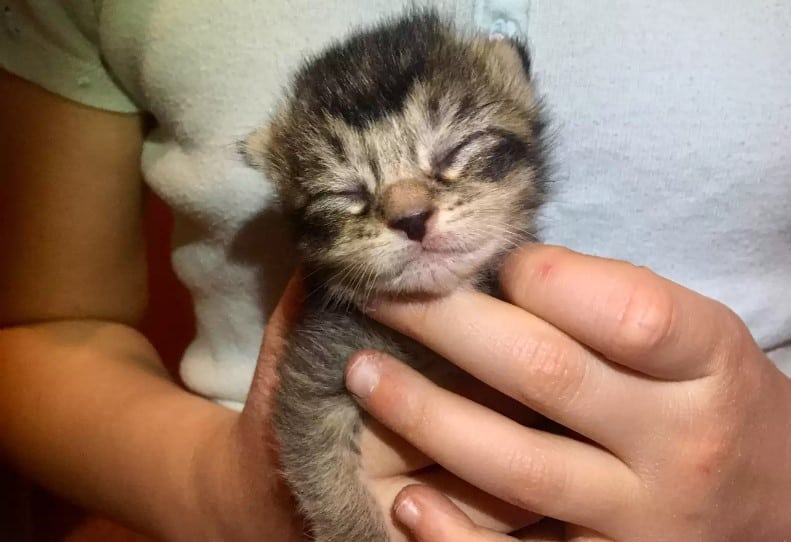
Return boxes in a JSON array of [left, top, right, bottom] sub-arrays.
[[382, 179, 435, 242]]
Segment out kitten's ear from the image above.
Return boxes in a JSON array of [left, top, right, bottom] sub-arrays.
[[240, 122, 309, 211], [477, 35, 532, 82], [239, 125, 271, 171], [497, 37, 531, 78], [492, 37, 531, 79]]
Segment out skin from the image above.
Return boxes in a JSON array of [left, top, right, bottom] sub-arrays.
[[0, 69, 299, 542], [346, 244, 791, 541], [7, 65, 788, 541]]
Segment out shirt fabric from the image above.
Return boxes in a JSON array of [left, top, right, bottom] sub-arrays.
[[1, 0, 790, 412]]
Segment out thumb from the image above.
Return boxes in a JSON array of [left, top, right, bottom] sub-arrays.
[[242, 271, 304, 424]]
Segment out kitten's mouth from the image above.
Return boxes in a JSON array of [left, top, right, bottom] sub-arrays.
[[383, 238, 500, 296]]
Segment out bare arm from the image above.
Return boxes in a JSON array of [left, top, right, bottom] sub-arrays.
[[0, 69, 532, 542], [0, 71, 300, 542]]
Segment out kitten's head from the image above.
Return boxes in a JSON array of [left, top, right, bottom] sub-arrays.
[[244, 11, 547, 305]]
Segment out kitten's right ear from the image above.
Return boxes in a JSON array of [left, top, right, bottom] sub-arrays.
[[240, 122, 309, 211]]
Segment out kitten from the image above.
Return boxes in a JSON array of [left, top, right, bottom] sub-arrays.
[[243, 10, 548, 542]]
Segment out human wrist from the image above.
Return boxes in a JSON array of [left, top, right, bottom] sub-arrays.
[[183, 403, 303, 542], [147, 397, 240, 542], [180, 407, 244, 542], [759, 368, 791, 539]]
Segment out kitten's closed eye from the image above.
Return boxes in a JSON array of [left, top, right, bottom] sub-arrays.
[[322, 185, 370, 200], [432, 128, 527, 182], [307, 183, 371, 216]]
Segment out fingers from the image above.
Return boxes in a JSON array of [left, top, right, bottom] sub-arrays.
[[500, 245, 742, 380], [375, 466, 542, 540], [366, 288, 660, 453], [393, 485, 520, 542], [360, 416, 432, 477], [394, 486, 569, 542], [359, 370, 538, 479], [392, 484, 610, 542], [512, 520, 567, 542], [346, 351, 639, 529], [563, 525, 613, 542]]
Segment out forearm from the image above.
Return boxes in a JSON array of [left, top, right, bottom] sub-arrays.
[[0, 319, 236, 541]]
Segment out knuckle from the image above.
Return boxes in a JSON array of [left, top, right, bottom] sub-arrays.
[[673, 423, 736, 493], [503, 447, 567, 511], [502, 245, 570, 296], [610, 269, 676, 356], [709, 302, 751, 365], [511, 335, 586, 409], [396, 384, 438, 440]]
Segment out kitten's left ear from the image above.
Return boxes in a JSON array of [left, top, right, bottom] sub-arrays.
[[504, 37, 531, 77], [487, 36, 531, 80]]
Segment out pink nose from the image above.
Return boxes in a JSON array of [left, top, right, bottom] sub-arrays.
[[389, 209, 433, 241]]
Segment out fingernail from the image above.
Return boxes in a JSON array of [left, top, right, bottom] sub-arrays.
[[345, 355, 380, 399], [394, 497, 420, 529]]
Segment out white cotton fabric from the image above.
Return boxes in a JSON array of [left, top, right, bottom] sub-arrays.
[[1, 0, 789, 409]]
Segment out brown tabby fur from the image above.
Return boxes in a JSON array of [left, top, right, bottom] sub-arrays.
[[243, 10, 548, 541]]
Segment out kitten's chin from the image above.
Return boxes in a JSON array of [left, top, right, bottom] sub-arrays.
[[379, 240, 502, 299], [321, 240, 504, 307]]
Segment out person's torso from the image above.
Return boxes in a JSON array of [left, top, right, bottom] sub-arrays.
[[94, 0, 791, 405]]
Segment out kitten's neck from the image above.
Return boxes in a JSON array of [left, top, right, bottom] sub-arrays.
[[300, 267, 363, 314]]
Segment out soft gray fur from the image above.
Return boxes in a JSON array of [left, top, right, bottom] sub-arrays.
[[243, 10, 547, 542]]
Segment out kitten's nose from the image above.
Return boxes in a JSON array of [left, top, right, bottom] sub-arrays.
[[389, 209, 433, 242], [382, 179, 434, 242]]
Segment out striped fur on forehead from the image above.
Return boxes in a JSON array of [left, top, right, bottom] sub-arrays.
[[252, 10, 545, 198], [289, 10, 450, 129]]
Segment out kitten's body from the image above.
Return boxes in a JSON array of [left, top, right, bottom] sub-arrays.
[[274, 302, 442, 541], [244, 11, 547, 541]]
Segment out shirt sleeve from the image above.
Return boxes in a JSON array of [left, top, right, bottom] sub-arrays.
[[0, 0, 140, 113]]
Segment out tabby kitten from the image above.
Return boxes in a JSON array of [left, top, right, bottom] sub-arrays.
[[243, 10, 547, 542]]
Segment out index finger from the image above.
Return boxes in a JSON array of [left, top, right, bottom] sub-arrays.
[[500, 245, 743, 380]]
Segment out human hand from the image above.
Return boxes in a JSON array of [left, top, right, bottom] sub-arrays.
[[237, 273, 542, 541], [359, 375, 544, 541], [188, 273, 304, 542], [346, 245, 791, 541]]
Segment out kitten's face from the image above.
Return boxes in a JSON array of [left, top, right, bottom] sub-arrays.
[[244, 13, 546, 304]]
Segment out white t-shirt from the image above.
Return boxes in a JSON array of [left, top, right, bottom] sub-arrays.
[[2, 0, 789, 410]]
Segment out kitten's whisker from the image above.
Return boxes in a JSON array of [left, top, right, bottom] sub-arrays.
[[333, 260, 369, 312], [473, 219, 537, 240], [330, 258, 372, 311], [471, 223, 537, 250], [309, 259, 365, 311], [361, 265, 384, 307]]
